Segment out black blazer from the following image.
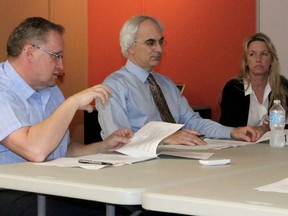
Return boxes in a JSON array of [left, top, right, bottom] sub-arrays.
[[219, 76, 288, 127]]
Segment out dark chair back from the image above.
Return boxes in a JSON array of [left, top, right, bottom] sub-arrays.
[[84, 109, 103, 144]]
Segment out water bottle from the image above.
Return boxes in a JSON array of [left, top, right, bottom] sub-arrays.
[[269, 100, 286, 147]]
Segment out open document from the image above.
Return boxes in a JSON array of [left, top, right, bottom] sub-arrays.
[[115, 121, 214, 160], [35, 121, 187, 169], [115, 121, 183, 157]]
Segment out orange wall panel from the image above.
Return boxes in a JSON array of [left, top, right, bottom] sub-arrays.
[[88, 0, 256, 121], [88, 0, 140, 83]]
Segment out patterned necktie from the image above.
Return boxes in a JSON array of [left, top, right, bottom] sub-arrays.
[[147, 73, 176, 123]]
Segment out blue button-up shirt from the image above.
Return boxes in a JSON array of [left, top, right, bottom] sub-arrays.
[[97, 60, 232, 139], [0, 61, 69, 164]]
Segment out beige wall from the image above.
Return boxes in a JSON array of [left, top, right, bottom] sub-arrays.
[[259, 0, 288, 78], [50, 0, 88, 143], [0, 0, 87, 143], [0, 0, 49, 61]]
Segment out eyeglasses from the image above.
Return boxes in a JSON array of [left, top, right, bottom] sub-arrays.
[[32, 44, 63, 61], [134, 39, 167, 48]]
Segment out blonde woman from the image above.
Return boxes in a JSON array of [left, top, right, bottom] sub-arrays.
[[220, 32, 288, 130]]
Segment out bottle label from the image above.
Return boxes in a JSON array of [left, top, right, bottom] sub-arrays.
[[270, 113, 285, 125]]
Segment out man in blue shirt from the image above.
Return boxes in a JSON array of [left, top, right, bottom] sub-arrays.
[[0, 17, 132, 215], [97, 15, 266, 145]]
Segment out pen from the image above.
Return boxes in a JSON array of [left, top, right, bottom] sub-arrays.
[[197, 134, 205, 138], [78, 159, 113, 165]]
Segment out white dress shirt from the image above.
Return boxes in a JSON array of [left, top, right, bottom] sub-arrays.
[[245, 81, 271, 126]]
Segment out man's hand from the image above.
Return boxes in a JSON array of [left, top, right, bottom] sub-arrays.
[[231, 126, 262, 142], [252, 124, 270, 138], [163, 129, 206, 145], [102, 128, 133, 152], [69, 84, 112, 113]]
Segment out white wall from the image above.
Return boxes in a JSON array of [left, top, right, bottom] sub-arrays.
[[259, 0, 288, 78]]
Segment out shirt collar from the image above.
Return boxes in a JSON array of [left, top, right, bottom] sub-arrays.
[[244, 79, 271, 97], [125, 59, 152, 83], [244, 81, 252, 96], [4, 61, 52, 107], [4, 60, 35, 100]]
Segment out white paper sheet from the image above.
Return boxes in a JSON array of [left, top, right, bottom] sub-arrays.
[[256, 129, 288, 143], [256, 177, 288, 193], [34, 153, 154, 170], [158, 138, 254, 151], [115, 121, 184, 157], [159, 151, 214, 160], [33, 157, 106, 170]]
